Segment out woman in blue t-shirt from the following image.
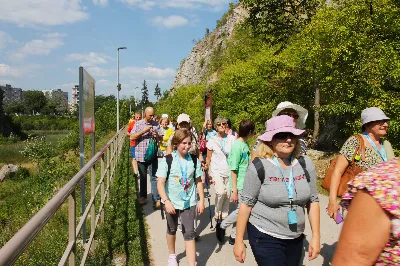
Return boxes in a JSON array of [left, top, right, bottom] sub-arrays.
[[157, 129, 204, 266]]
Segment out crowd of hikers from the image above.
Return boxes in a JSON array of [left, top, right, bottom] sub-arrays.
[[127, 103, 399, 266]]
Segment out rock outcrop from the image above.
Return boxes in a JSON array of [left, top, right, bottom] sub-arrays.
[[171, 4, 248, 90], [0, 164, 19, 181]]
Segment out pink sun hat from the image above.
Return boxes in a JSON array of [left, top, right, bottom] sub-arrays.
[[258, 115, 305, 142]]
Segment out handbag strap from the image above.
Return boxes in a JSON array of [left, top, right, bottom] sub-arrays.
[[352, 134, 366, 163]]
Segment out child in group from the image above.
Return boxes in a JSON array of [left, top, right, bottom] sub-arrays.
[[216, 119, 255, 244], [157, 129, 205, 266]]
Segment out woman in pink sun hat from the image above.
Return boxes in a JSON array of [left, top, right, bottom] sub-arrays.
[[234, 115, 321, 265]]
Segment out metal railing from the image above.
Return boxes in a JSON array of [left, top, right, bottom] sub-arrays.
[[0, 126, 127, 266]]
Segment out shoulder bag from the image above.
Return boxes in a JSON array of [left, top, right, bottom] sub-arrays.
[[322, 134, 365, 197]]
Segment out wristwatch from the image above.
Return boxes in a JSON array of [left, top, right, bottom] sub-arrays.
[[161, 198, 169, 204]]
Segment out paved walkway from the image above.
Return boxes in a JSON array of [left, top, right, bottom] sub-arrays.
[[143, 177, 342, 266]]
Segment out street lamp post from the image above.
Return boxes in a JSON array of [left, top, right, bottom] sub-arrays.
[[134, 86, 139, 109], [117, 46, 127, 132]]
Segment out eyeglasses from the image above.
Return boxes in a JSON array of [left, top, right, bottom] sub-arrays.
[[217, 122, 227, 127], [279, 112, 299, 119], [273, 132, 297, 140], [375, 120, 389, 125]]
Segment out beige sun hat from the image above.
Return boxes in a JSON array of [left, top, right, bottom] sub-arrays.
[[271, 101, 308, 129]]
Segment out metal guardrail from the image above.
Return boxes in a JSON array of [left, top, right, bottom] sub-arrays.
[[0, 126, 127, 266]]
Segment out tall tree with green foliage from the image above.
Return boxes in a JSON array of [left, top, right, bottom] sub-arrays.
[[141, 80, 149, 106], [241, 0, 321, 46], [22, 90, 47, 114], [154, 83, 162, 101]]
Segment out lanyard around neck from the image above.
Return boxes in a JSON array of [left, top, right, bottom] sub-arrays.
[[217, 134, 227, 154], [273, 156, 294, 199], [362, 132, 387, 162], [175, 152, 189, 181]]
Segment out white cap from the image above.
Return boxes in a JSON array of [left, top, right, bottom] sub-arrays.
[[161, 114, 168, 118], [177, 113, 190, 124]]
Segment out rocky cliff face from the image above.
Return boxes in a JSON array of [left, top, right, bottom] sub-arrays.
[[171, 4, 248, 90]]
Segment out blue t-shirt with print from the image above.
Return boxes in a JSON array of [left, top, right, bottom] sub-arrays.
[[156, 151, 203, 210]]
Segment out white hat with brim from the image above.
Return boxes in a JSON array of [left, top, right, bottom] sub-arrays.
[[272, 101, 308, 129], [361, 107, 390, 125]]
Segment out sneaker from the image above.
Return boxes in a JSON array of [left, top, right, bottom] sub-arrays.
[[139, 197, 147, 205], [168, 254, 178, 266], [228, 236, 235, 245], [215, 222, 225, 242]]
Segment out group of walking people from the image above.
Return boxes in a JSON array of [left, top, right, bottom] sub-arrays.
[[128, 103, 399, 266]]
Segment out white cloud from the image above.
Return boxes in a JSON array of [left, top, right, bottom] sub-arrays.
[[121, 0, 230, 10], [65, 52, 111, 67], [120, 66, 176, 79], [0, 0, 89, 27], [92, 0, 108, 6], [55, 82, 77, 91], [121, 0, 156, 10], [0, 32, 18, 49], [0, 64, 23, 77], [11, 38, 64, 60], [152, 15, 188, 28], [86, 66, 113, 77], [42, 32, 67, 38]]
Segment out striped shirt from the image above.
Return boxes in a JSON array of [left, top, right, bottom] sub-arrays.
[[131, 119, 161, 162]]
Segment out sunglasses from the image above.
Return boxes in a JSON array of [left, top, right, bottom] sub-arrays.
[[279, 112, 299, 119], [374, 120, 389, 125], [273, 132, 297, 140], [217, 122, 227, 127]]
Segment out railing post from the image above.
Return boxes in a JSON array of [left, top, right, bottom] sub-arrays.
[[68, 191, 76, 266], [101, 153, 105, 223], [90, 164, 96, 253], [106, 145, 110, 202]]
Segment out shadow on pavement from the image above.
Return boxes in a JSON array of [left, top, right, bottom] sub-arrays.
[[302, 236, 337, 266]]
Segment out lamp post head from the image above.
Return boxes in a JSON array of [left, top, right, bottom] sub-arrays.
[[118, 47, 127, 50]]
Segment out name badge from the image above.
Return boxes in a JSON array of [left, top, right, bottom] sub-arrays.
[[288, 210, 297, 225]]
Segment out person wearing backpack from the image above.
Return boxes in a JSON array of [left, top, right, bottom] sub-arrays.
[[216, 119, 255, 245], [156, 129, 205, 266], [233, 115, 321, 265], [130, 107, 161, 207]]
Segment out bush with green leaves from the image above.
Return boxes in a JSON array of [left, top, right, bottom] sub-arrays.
[[20, 135, 56, 163]]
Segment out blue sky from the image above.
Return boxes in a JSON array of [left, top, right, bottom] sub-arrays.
[[0, 0, 234, 102]]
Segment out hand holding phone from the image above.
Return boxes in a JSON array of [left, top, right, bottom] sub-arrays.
[[335, 210, 344, 224]]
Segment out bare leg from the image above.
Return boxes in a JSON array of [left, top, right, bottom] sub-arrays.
[[132, 159, 138, 175], [166, 233, 176, 254], [185, 240, 196, 266]]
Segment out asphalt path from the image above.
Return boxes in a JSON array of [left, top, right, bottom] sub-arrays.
[[143, 176, 342, 266]]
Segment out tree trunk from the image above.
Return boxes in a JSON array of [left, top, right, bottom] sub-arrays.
[[312, 78, 320, 144]]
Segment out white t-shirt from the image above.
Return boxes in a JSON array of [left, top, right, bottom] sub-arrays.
[[207, 134, 235, 177]]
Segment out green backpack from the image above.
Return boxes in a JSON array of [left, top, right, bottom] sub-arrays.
[[144, 138, 158, 162]]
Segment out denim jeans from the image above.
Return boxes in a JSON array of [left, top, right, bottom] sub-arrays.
[[247, 223, 304, 266], [138, 160, 159, 203]]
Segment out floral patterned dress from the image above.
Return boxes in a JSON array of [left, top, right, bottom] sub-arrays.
[[341, 157, 400, 265]]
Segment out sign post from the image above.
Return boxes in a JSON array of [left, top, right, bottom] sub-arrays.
[[204, 88, 212, 122], [79, 67, 95, 243]]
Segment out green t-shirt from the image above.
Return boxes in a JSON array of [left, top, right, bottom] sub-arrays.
[[228, 139, 250, 191]]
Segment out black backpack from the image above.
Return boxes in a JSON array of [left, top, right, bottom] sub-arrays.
[[252, 156, 311, 184]]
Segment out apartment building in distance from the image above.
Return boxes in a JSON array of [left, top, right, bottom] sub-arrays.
[[0, 84, 23, 103], [71, 85, 79, 112], [42, 89, 69, 113]]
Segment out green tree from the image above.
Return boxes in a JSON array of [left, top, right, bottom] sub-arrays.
[[22, 90, 47, 114], [4, 100, 24, 114], [141, 80, 149, 106], [95, 95, 116, 112], [241, 0, 321, 46], [154, 83, 162, 101]]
